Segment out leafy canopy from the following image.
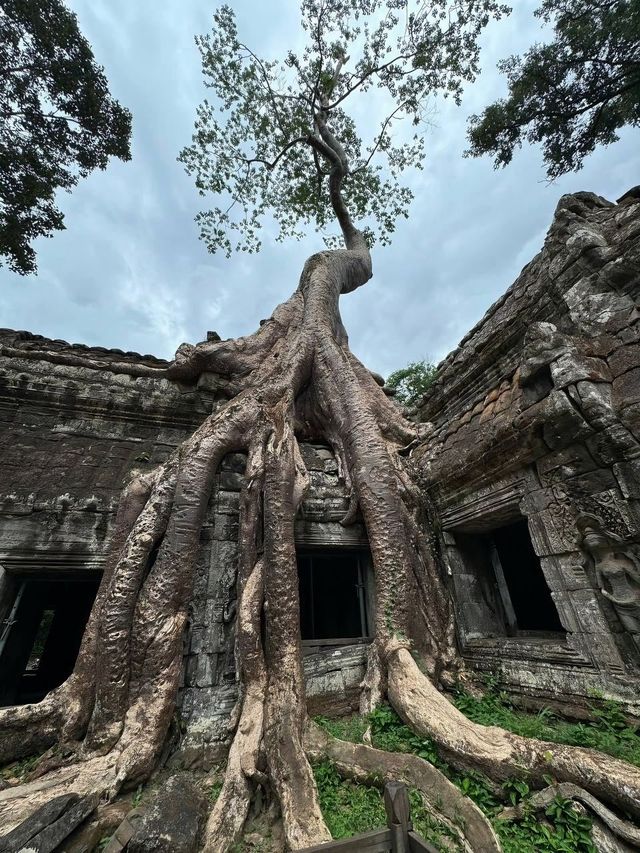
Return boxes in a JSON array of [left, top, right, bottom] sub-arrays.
[[180, 0, 509, 257], [0, 0, 132, 275], [386, 359, 436, 405], [467, 0, 640, 180]]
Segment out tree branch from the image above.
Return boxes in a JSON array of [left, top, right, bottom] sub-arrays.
[[352, 101, 410, 174], [309, 109, 358, 247], [326, 51, 417, 110], [239, 136, 309, 170]]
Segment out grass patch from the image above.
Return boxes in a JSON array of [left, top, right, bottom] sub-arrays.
[[452, 682, 640, 768], [313, 761, 386, 838], [131, 783, 145, 808], [495, 796, 596, 853], [0, 753, 42, 785], [199, 763, 226, 808], [314, 682, 639, 852], [316, 714, 369, 745], [208, 779, 223, 803], [312, 760, 462, 851]]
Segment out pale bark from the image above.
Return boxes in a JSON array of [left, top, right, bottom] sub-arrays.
[[3, 232, 640, 846], [387, 646, 640, 821], [2, 104, 640, 853], [305, 720, 502, 853], [262, 422, 332, 849], [202, 560, 266, 851]]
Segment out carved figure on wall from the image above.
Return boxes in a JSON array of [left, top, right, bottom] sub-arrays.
[[577, 514, 640, 640], [572, 489, 633, 541]]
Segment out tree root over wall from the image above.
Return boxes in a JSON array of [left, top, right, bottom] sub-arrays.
[[1, 231, 640, 851]]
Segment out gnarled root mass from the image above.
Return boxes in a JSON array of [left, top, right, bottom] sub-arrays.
[[1, 229, 640, 850], [304, 720, 502, 853], [387, 648, 640, 823]]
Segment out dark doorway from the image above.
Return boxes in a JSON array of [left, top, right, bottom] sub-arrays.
[[0, 575, 100, 706], [490, 519, 564, 634], [297, 550, 369, 641], [453, 517, 564, 640]]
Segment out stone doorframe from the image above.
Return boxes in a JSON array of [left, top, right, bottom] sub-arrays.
[[437, 468, 627, 676]]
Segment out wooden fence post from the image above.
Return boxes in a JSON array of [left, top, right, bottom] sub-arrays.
[[384, 782, 411, 853]]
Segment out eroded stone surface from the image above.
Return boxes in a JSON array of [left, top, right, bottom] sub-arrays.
[[414, 190, 640, 712], [127, 774, 207, 853], [1, 189, 639, 760]]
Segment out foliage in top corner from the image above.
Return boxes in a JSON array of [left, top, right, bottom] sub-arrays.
[[0, 0, 132, 275], [467, 0, 640, 180], [180, 0, 510, 258]]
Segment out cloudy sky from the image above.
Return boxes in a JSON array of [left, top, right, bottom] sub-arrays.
[[1, 1, 638, 377]]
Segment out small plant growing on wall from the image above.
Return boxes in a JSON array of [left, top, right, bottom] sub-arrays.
[[386, 360, 437, 407]]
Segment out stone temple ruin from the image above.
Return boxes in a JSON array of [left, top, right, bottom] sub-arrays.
[[1, 189, 639, 770]]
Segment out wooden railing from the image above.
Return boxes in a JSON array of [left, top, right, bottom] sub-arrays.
[[298, 782, 439, 853]]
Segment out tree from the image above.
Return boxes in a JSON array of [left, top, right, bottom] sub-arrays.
[[0, 0, 132, 275], [466, 0, 640, 180], [2, 2, 640, 850], [387, 359, 437, 406]]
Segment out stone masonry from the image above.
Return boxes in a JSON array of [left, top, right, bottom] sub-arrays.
[[415, 189, 640, 715], [0, 188, 639, 768]]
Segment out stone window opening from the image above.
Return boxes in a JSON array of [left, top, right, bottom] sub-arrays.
[[297, 549, 371, 646], [24, 608, 55, 672], [488, 519, 564, 635], [0, 574, 100, 707], [453, 517, 564, 641]]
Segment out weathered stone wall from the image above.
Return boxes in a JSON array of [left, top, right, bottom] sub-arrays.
[[2, 188, 639, 743], [177, 442, 371, 767], [0, 334, 370, 767], [0, 332, 201, 575], [415, 190, 640, 713]]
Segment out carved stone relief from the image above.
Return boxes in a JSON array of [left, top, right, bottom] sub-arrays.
[[577, 513, 640, 655]]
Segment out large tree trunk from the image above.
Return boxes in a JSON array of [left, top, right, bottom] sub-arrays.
[[3, 108, 640, 847], [1, 227, 640, 850]]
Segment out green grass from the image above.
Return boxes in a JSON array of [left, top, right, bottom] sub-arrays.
[[451, 682, 640, 768], [313, 760, 386, 838], [208, 779, 223, 803], [131, 783, 145, 808], [495, 797, 596, 853], [312, 760, 463, 851], [314, 682, 640, 853], [0, 752, 41, 784]]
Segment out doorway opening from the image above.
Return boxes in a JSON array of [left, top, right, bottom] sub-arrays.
[[297, 549, 370, 643], [0, 574, 100, 706], [454, 517, 564, 638], [490, 519, 564, 634]]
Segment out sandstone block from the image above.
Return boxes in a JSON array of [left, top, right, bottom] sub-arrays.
[[128, 774, 207, 853]]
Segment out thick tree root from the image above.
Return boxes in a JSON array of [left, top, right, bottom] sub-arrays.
[[201, 558, 266, 852], [0, 754, 119, 833], [2, 216, 640, 853], [0, 695, 61, 767], [500, 783, 640, 848], [387, 646, 640, 821], [261, 422, 332, 850], [304, 720, 502, 853], [201, 439, 268, 851]]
